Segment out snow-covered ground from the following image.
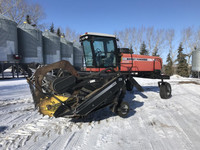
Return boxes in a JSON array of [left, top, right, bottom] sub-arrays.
[[0, 76, 200, 150]]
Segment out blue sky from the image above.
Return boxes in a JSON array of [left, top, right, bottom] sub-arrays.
[[30, 0, 200, 63], [32, 0, 200, 34]]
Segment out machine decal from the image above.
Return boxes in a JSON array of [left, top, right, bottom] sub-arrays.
[[122, 57, 154, 61]]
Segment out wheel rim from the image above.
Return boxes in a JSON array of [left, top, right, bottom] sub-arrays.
[[166, 84, 171, 96], [120, 104, 129, 115]]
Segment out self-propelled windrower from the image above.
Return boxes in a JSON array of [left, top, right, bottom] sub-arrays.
[[27, 32, 172, 118]]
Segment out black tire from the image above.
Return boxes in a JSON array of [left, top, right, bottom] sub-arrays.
[[160, 82, 172, 99], [126, 80, 133, 91], [116, 101, 130, 118]]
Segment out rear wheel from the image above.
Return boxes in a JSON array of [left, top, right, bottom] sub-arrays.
[[116, 101, 130, 118], [160, 82, 171, 99]]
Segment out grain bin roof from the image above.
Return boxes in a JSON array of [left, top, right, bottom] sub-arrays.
[[0, 14, 16, 23], [18, 22, 37, 30], [60, 37, 73, 44], [73, 42, 81, 47], [43, 30, 59, 37]]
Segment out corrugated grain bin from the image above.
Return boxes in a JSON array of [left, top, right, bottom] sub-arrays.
[[42, 30, 60, 64], [73, 43, 83, 70], [18, 22, 43, 64], [192, 49, 200, 72], [60, 37, 73, 65], [0, 14, 18, 62]]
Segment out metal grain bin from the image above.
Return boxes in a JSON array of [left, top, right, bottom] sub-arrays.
[[0, 14, 18, 62], [60, 37, 73, 65], [42, 30, 60, 64], [18, 22, 43, 64], [73, 43, 83, 70], [192, 49, 200, 72]]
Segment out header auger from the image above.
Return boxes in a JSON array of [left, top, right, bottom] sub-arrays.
[[28, 32, 172, 118]]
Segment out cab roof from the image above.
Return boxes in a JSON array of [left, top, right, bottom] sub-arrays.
[[81, 32, 116, 38]]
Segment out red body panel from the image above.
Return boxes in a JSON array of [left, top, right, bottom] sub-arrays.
[[120, 54, 162, 72], [85, 54, 162, 72]]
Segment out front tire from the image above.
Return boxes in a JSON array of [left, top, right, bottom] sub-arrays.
[[160, 82, 172, 99]]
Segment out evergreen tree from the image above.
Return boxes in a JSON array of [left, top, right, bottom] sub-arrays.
[[50, 23, 54, 33], [26, 15, 31, 24], [176, 43, 189, 77], [152, 46, 159, 56], [140, 41, 148, 55], [56, 28, 61, 37], [165, 53, 173, 76]]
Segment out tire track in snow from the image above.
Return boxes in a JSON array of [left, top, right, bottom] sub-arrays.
[[1, 114, 92, 150], [0, 105, 37, 137], [0, 114, 42, 149], [167, 84, 200, 149], [1, 77, 200, 150], [63, 131, 84, 150], [0, 98, 34, 114], [75, 121, 105, 150], [143, 87, 195, 149], [132, 86, 194, 150]]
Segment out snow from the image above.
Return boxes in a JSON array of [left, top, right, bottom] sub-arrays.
[[1, 76, 200, 150]]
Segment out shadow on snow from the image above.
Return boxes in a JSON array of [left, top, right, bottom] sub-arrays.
[[0, 126, 8, 133], [70, 85, 159, 123]]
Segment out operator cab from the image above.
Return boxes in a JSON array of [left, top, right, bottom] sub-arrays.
[[80, 32, 119, 68]]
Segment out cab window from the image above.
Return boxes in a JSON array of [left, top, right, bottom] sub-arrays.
[[83, 40, 93, 67]]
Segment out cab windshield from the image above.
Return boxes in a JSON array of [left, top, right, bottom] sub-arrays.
[[82, 37, 116, 67]]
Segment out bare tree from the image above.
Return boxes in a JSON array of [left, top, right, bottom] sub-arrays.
[[27, 3, 45, 26], [146, 27, 154, 54], [113, 31, 121, 47], [37, 23, 49, 31], [166, 29, 176, 62], [65, 27, 80, 42], [0, 0, 14, 14], [0, 0, 27, 24], [129, 27, 137, 53], [123, 28, 131, 48], [115, 27, 146, 54], [0, 0, 45, 26], [152, 29, 165, 56], [114, 28, 131, 48], [181, 27, 199, 64], [145, 27, 166, 56], [114, 27, 169, 57], [181, 27, 193, 54], [129, 27, 145, 54], [135, 26, 145, 54]]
